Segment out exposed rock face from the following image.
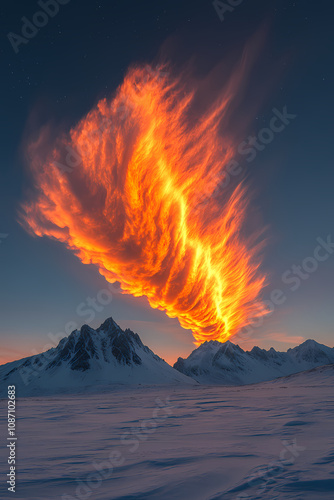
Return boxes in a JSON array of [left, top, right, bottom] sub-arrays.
[[174, 339, 334, 385]]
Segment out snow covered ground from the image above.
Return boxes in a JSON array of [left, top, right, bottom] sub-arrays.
[[0, 365, 333, 500]]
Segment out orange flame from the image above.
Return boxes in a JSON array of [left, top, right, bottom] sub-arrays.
[[21, 62, 268, 345]]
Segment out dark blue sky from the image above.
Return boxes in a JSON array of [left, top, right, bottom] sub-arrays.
[[1, 0, 333, 364]]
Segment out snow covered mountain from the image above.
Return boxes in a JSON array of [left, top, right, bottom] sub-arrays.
[[174, 339, 334, 385], [1, 316, 332, 395], [0, 317, 196, 396], [269, 362, 334, 386]]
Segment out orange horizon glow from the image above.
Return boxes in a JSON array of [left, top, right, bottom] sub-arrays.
[[21, 61, 268, 346]]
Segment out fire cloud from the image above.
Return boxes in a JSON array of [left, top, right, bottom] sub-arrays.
[[21, 60, 268, 345]]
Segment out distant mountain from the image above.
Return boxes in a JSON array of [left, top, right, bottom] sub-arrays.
[[0, 317, 196, 396], [268, 363, 334, 386], [2, 318, 333, 395], [174, 339, 334, 385]]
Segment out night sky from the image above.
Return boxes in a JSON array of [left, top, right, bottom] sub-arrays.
[[1, 0, 333, 365]]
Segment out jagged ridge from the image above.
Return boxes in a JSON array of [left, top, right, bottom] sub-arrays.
[[174, 339, 334, 385], [0, 317, 196, 395]]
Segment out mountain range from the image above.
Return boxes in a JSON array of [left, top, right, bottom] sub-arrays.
[[0, 317, 196, 396], [0, 316, 333, 395], [174, 338, 334, 385]]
